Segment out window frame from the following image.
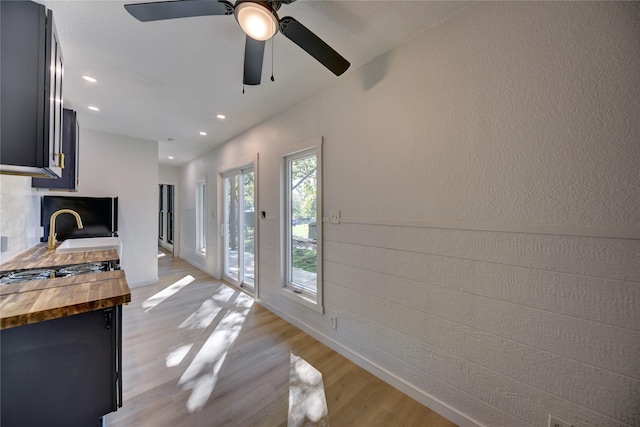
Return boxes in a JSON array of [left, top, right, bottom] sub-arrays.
[[280, 141, 323, 313]]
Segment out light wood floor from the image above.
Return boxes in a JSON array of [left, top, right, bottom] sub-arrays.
[[106, 248, 456, 427]]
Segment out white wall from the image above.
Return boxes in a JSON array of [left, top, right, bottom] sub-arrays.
[[159, 164, 180, 183], [178, 3, 640, 427], [73, 129, 158, 286], [0, 175, 41, 264]]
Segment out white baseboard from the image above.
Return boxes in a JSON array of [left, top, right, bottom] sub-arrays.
[[181, 255, 207, 273], [180, 255, 219, 280], [127, 277, 159, 288], [257, 298, 482, 427]]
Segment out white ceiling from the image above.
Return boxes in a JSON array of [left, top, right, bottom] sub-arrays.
[[40, 0, 470, 165]]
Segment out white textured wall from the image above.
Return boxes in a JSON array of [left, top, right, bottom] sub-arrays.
[[73, 129, 159, 286], [0, 175, 41, 264], [159, 164, 180, 183], [178, 2, 640, 426]]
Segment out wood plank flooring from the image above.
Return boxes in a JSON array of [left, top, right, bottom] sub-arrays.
[[105, 249, 456, 427]]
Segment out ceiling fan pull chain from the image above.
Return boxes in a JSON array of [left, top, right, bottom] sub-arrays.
[[271, 37, 275, 82]]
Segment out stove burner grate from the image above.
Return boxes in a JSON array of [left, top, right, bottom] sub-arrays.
[[0, 269, 55, 285], [57, 263, 106, 276]]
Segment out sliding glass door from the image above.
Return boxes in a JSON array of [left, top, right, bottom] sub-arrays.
[[223, 166, 255, 293]]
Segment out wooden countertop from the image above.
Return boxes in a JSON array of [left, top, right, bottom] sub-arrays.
[[0, 243, 119, 272], [0, 243, 131, 330]]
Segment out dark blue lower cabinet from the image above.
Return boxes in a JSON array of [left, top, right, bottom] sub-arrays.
[[0, 306, 122, 427]]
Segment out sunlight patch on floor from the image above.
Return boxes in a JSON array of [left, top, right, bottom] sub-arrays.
[[178, 291, 254, 412], [157, 252, 166, 258], [166, 344, 194, 368], [179, 286, 236, 330], [288, 353, 330, 427], [142, 275, 195, 312]]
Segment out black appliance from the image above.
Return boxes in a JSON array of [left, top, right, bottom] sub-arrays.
[[41, 196, 118, 242]]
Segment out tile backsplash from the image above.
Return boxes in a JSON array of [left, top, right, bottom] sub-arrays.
[[0, 175, 41, 265]]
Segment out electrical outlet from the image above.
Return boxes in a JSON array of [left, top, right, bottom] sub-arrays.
[[548, 415, 573, 427], [330, 316, 337, 330], [329, 210, 340, 224]]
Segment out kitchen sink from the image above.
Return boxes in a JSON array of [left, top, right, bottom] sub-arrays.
[[56, 237, 122, 257]]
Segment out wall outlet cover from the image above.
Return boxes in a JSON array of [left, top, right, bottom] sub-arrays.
[[330, 316, 337, 330], [329, 210, 340, 224], [549, 415, 573, 427]]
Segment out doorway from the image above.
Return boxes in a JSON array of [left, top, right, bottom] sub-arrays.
[[222, 166, 255, 294], [158, 183, 175, 253]]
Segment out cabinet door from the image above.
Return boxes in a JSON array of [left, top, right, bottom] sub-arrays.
[[32, 109, 79, 190], [45, 8, 64, 177], [0, 1, 63, 178], [0, 308, 119, 426]]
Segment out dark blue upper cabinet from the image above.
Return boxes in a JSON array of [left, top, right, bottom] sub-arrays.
[[1, 1, 64, 178], [33, 108, 80, 191]]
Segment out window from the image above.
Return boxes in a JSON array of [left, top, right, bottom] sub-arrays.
[[282, 143, 322, 312], [196, 180, 206, 254]]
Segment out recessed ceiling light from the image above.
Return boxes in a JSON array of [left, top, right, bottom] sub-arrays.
[[199, 131, 207, 136], [82, 75, 97, 83], [168, 156, 174, 160], [88, 106, 100, 111], [216, 114, 226, 119]]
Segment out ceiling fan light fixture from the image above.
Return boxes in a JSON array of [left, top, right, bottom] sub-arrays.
[[235, 1, 278, 41]]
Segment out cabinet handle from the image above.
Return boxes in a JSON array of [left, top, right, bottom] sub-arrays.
[[55, 152, 65, 169], [104, 308, 113, 329]]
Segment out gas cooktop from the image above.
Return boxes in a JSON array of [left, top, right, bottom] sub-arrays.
[[0, 262, 110, 285]]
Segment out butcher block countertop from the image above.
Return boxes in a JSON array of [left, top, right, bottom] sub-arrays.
[[0, 243, 131, 330], [0, 243, 120, 272]]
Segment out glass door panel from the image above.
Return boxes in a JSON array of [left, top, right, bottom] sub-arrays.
[[242, 171, 255, 290], [223, 167, 255, 293], [224, 174, 240, 283]]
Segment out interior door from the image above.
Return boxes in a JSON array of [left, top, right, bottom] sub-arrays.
[[223, 167, 255, 293]]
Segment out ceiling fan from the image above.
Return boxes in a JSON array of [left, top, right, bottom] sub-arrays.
[[124, 0, 350, 85]]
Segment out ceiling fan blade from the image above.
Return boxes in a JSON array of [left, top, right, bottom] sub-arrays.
[[279, 16, 350, 76], [244, 36, 265, 85], [124, 0, 233, 22]]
